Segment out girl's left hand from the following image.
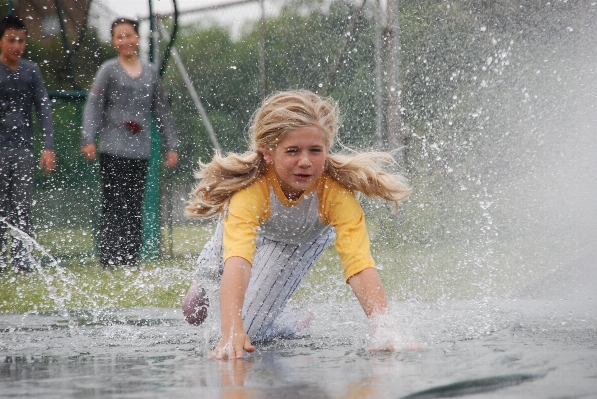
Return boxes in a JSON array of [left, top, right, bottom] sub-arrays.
[[367, 312, 427, 352]]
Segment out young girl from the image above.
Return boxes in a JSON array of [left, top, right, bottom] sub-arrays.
[[80, 18, 178, 267], [183, 90, 410, 360]]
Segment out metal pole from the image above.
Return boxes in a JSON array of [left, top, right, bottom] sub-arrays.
[[157, 21, 222, 153], [167, 169, 173, 258], [385, 0, 400, 151], [259, 0, 267, 99], [141, 0, 162, 260], [53, 0, 80, 89], [374, 0, 384, 147], [148, 0, 155, 62], [159, 1, 179, 77]]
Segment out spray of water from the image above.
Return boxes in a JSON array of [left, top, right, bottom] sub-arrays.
[[1, 217, 71, 316]]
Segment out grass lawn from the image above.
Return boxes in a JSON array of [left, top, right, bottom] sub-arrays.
[[1, 220, 564, 314], [33, 222, 215, 259], [0, 259, 195, 313], [0, 223, 214, 313]]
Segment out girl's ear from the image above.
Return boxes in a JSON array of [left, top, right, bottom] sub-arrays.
[[261, 146, 274, 163]]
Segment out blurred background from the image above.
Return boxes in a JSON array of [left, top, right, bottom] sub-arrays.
[[2, 0, 596, 303]]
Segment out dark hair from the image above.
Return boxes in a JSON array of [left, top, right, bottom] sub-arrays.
[[111, 18, 139, 37], [0, 15, 27, 38]]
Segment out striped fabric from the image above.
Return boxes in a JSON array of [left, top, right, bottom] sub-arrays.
[[194, 223, 335, 341]]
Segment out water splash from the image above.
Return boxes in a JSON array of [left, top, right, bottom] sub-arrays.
[[1, 217, 72, 317]]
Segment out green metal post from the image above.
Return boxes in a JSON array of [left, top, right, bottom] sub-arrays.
[[140, 0, 162, 260], [141, 121, 162, 259]]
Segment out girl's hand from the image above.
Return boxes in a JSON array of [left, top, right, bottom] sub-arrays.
[[368, 312, 397, 352], [348, 268, 427, 352], [209, 328, 255, 360], [367, 312, 426, 352], [212, 256, 255, 360]]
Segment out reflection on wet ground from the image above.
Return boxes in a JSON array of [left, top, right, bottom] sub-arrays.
[[1, 295, 596, 399], [1, 255, 595, 398]]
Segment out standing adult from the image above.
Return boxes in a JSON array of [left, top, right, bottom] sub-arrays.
[[0, 15, 56, 271], [81, 18, 178, 267]]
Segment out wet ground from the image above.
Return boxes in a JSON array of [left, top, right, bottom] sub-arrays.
[[1, 254, 596, 399]]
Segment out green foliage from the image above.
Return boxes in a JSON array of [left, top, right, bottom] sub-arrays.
[[25, 29, 114, 91], [0, 4, 10, 17]]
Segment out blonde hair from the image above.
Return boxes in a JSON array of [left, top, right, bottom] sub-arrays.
[[186, 90, 410, 218]]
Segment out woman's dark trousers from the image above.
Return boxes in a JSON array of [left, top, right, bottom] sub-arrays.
[[99, 154, 148, 267]]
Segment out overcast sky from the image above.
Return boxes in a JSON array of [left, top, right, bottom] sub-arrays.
[[92, 0, 265, 54], [100, 0, 249, 19]]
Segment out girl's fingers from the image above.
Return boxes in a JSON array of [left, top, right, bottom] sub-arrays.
[[367, 343, 428, 352], [208, 342, 230, 360], [208, 347, 221, 360], [225, 342, 237, 360], [367, 343, 395, 352], [244, 336, 255, 353], [208, 336, 252, 360]]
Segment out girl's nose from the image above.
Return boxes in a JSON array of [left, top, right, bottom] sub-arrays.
[[298, 155, 311, 167]]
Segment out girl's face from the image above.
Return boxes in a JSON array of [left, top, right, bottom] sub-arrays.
[[112, 23, 139, 57], [262, 127, 328, 199]]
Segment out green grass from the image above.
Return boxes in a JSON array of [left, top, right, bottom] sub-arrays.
[[1, 220, 575, 314], [0, 223, 215, 313], [0, 260, 195, 313], [33, 223, 215, 259], [160, 223, 215, 257], [36, 227, 95, 257]]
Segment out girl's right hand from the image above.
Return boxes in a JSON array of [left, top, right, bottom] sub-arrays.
[[213, 256, 255, 360], [209, 329, 255, 360]]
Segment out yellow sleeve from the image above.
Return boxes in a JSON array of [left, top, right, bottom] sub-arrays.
[[222, 177, 270, 265], [318, 176, 375, 281]]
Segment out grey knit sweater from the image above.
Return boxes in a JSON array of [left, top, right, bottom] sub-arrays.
[[81, 58, 177, 159]]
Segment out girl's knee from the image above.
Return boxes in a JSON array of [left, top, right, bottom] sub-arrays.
[[182, 284, 209, 326]]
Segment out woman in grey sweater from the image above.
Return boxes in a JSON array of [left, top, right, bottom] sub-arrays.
[[81, 18, 178, 267]]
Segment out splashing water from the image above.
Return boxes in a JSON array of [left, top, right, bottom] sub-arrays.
[[1, 2, 597, 398], [1, 217, 73, 317]]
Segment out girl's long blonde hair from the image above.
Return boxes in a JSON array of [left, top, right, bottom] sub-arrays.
[[186, 90, 410, 218]]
